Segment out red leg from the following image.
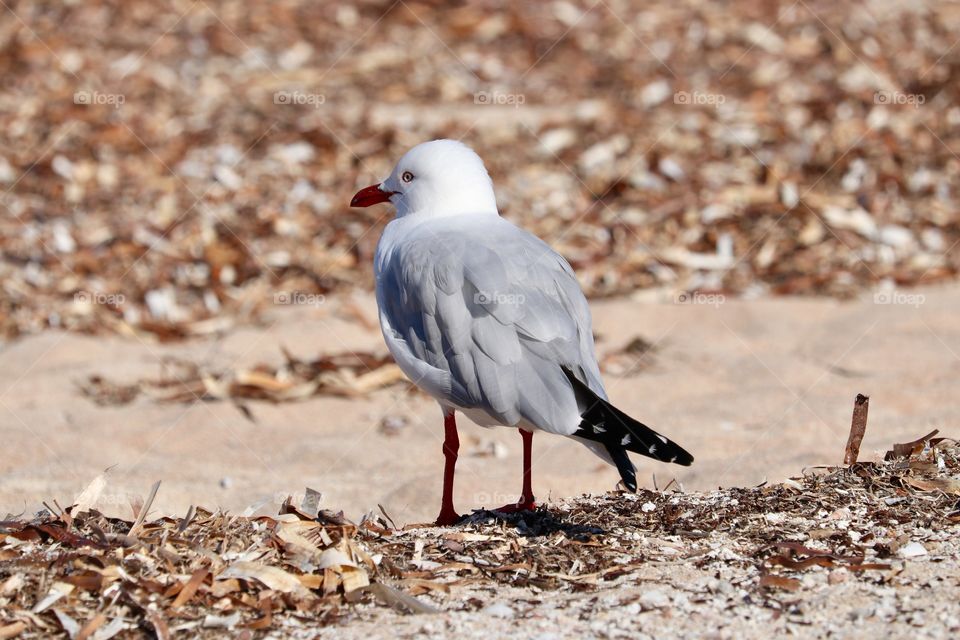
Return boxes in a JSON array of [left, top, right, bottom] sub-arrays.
[[520, 428, 534, 505], [435, 412, 461, 526], [494, 429, 536, 513]]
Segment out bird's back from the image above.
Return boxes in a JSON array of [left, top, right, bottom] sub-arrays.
[[375, 214, 606, 436]]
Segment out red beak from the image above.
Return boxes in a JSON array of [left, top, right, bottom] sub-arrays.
[[350, 183, 396, 207]]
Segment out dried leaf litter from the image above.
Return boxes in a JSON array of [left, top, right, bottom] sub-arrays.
[[3, 1, 960, 342], [1, 434, 957, 636]]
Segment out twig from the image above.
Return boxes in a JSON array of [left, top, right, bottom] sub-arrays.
[[42, 501, 62, 518], [844, 394, 870, 465], [130, 481, 161, 536], [177, 504, 196, 534], [378, 504, 398, 530]]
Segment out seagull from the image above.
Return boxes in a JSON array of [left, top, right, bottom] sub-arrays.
[[351, 140, 693, 525]]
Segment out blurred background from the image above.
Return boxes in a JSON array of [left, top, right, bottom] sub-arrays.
[[1, 0, 959, 523]]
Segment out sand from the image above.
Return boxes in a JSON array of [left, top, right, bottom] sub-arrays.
[[2, 285, 957, 526]]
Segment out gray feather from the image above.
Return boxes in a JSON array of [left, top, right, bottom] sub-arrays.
[[375, 215, 606, 436]]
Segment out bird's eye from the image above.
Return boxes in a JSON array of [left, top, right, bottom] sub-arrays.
[[401, 171, 414, 182]]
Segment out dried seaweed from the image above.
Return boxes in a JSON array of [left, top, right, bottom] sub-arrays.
[[2, 433, 957, 635], [79, 349, 405, 407]]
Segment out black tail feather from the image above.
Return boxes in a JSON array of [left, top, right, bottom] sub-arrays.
[[605, 444, 638, 492], [562, 367, 694, 491]]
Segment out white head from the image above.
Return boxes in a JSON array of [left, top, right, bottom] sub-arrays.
[[351, 140, 499, 218]]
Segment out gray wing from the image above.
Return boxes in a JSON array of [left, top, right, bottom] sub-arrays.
[[377, 216, 605, 436]]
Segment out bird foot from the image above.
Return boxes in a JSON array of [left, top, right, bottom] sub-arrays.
[[434, 508, 463, 526], [492, 499, 536, 514]]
